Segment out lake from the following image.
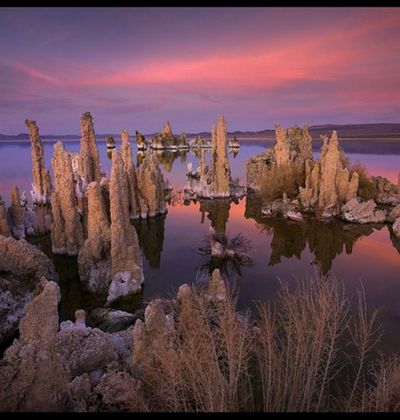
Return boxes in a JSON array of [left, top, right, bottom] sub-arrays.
[[0, 138, 399, 353]]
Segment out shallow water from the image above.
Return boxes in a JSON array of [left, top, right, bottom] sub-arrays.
[[0, 138, 399, 353]]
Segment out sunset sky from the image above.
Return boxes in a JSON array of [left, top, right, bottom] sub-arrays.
[[1, 7, 400, 134]]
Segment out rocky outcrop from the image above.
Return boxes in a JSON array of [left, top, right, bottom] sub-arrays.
[[0, 195, 11, 237], [206, 268, 228, 302], [393, 218, 400, 238], [79, 112, 102, 188], [25, 119, 52, 204], [0, 280, 71, 411], [228, 136, 240, 148], [131, 298, 176, 369], [108, 150, 144, 303], [95, 362, 146, 411], [341, 198, 386, 224], [0, 235, 56, 283], [135, 130, 147, 150], [371, 176, 400, 205], [207, 115, 231, 198], [246, 147, 276, 191], [387, 204, 400, 223], [120, 130, 141, 219], [245, 192, 380, 274], [185, 117, 245, 201], [150, 121, 189, 150], [0, 235, 56, 346], [78, 182, 111, 294], [89, 307, 137, 333], [8, 185, 26, 239], [261, 193, 303, 221], [274, 125, 312, 169], [51, 142, 84, 255], [246, 125, 312, 193], [136, 153, 166, 218], [299, 131, 359, 214], [56, 310, 132, 378]]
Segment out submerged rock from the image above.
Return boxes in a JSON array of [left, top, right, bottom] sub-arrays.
[[78, 182, 111, 294], [25, 119, 53, 204], [51, 142, 84, 255], [108, 150, 144, 303], [89, 307, 137, 332]]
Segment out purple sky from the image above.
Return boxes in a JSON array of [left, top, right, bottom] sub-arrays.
[[1, 7, 400, 134]]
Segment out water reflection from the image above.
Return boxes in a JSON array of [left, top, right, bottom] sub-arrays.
[[135, 149, 190, 173], [229, 148, 239, 158], [197, 198, 253, 277], [199, 198, 231, 234], [245, 192, 384, 276], [133, 214, 166, 269]]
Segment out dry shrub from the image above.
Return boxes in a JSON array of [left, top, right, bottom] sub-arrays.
[[131, 275, 398, 412], [259, 163, 304, 201], [356, 356, 400, 412], [255, 277, 350, 411], [351, 161, 377, 200], [134, 287, 254, 412]]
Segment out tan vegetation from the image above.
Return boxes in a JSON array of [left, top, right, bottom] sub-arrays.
[[351, 161, 378, 200], [127, 275, 400, 412], [259, 163, 304, 201]]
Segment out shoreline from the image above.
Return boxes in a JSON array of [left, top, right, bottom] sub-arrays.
[[2, 136, 400, 143]]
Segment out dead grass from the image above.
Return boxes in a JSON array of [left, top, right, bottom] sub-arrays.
[[351, 161, 378, 200], [259, 163, 304, 201], [130, 275, 399, 412]]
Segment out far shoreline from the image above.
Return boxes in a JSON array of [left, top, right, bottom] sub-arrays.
[[1, 136, 400, 143]]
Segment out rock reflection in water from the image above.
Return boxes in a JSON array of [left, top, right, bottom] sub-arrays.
[[27, 234, 143, 323], [198, 197, 253, 277], [245, 192, 385, 275], [133, 214, 166, 269], [153, 150, 188, 172]]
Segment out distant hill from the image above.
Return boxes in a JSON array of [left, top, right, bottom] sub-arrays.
[[1, 123, 400, 141]]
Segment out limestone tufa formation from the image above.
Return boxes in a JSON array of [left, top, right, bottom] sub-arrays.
[[0, 194, 11, 237], [51, 141, 84, 255], [120, 130, 141, 219], [0, 280, 72, 411], [25, 119, 53, 204], [79, 112, 102, 188], [136, 153, 166, 218], [8, 185, 26, 239], [78, 181, 111, 294], [246, 125, 312, 192], [299, 131, 359, 214], [108, 150, 144, 303], [208, 115, 231, 197]]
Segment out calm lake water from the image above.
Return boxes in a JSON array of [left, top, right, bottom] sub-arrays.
[[0, 138, 399, 353]]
